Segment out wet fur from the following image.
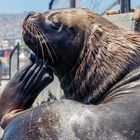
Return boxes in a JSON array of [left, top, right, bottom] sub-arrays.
[[64, 29, 140, 104], [23, 8, 140, 104]]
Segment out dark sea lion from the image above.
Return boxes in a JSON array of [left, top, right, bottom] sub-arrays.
[[1, 8, 140, 139], [23, 8, 140, 104]]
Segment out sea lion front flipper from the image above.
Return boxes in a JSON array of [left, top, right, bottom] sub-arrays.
[[0, 54, 54, 128]]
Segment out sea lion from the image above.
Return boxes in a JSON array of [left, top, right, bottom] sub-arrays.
[[1, 8, 140, 139], [23, 8, 140, 104]]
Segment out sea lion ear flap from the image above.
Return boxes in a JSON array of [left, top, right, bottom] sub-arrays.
[[91, 24, 103, 40], [85, 24, 103, 51]]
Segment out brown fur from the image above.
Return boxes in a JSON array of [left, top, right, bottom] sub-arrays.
[[23, 8, 140, 104]]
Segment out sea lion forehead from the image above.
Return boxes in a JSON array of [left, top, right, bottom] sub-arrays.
[[44, 8, 92, 28], [43, 8, 119, 31]]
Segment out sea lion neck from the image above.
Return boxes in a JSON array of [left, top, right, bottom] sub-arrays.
[[58, 30, 140, 104]]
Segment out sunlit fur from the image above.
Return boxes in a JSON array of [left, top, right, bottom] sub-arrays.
[[23, 8, 140, 104]]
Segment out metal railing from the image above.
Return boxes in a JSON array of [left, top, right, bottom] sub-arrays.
[[9, 43, 20, 79], [0, 43, 20, 82]]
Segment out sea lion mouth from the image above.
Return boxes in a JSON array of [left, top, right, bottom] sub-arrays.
[[22, 12, 57, 63]]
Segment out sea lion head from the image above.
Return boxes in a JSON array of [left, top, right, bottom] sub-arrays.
[[23, 8, 118, 76], [23, 8, 140, 104], [23, 9, 90, 76]]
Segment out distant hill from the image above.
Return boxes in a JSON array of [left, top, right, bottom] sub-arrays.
[[0, 13, 26, 39]]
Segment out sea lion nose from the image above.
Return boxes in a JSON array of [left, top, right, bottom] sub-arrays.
[[25, 11, 40, 20]]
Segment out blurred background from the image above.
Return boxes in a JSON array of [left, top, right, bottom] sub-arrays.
[[1, 0, 140, 136]]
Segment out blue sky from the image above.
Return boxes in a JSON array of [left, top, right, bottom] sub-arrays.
[[0, 0, 140, 14], [0, 0, 49, 13]]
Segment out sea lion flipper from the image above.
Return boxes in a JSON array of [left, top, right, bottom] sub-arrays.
[[0, 56, 53, 128]]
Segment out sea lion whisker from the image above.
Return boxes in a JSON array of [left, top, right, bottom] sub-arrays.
[[31, 22, 40, 60], [30, 22, 44, 61], [35, 29, 45, 61], [33, 21, 57, 59], [40, 32, 58, 61], [33, 23, 42, 60], [33, 25, 55, 62], [24, 20, 56, 64], [44, 37, 58, 61], [37, 30, 54, 62], [29, 21, 45, 61], [33, 26, 52, 61], [34, 22, 58, 61], [29, 21, 39, 58]]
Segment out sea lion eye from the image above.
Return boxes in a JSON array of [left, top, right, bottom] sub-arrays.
[[51, 22, 61, 30]]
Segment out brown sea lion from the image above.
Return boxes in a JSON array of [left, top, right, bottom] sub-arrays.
[[1, 8, 140, 139], [23, 8, 140, 104]]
